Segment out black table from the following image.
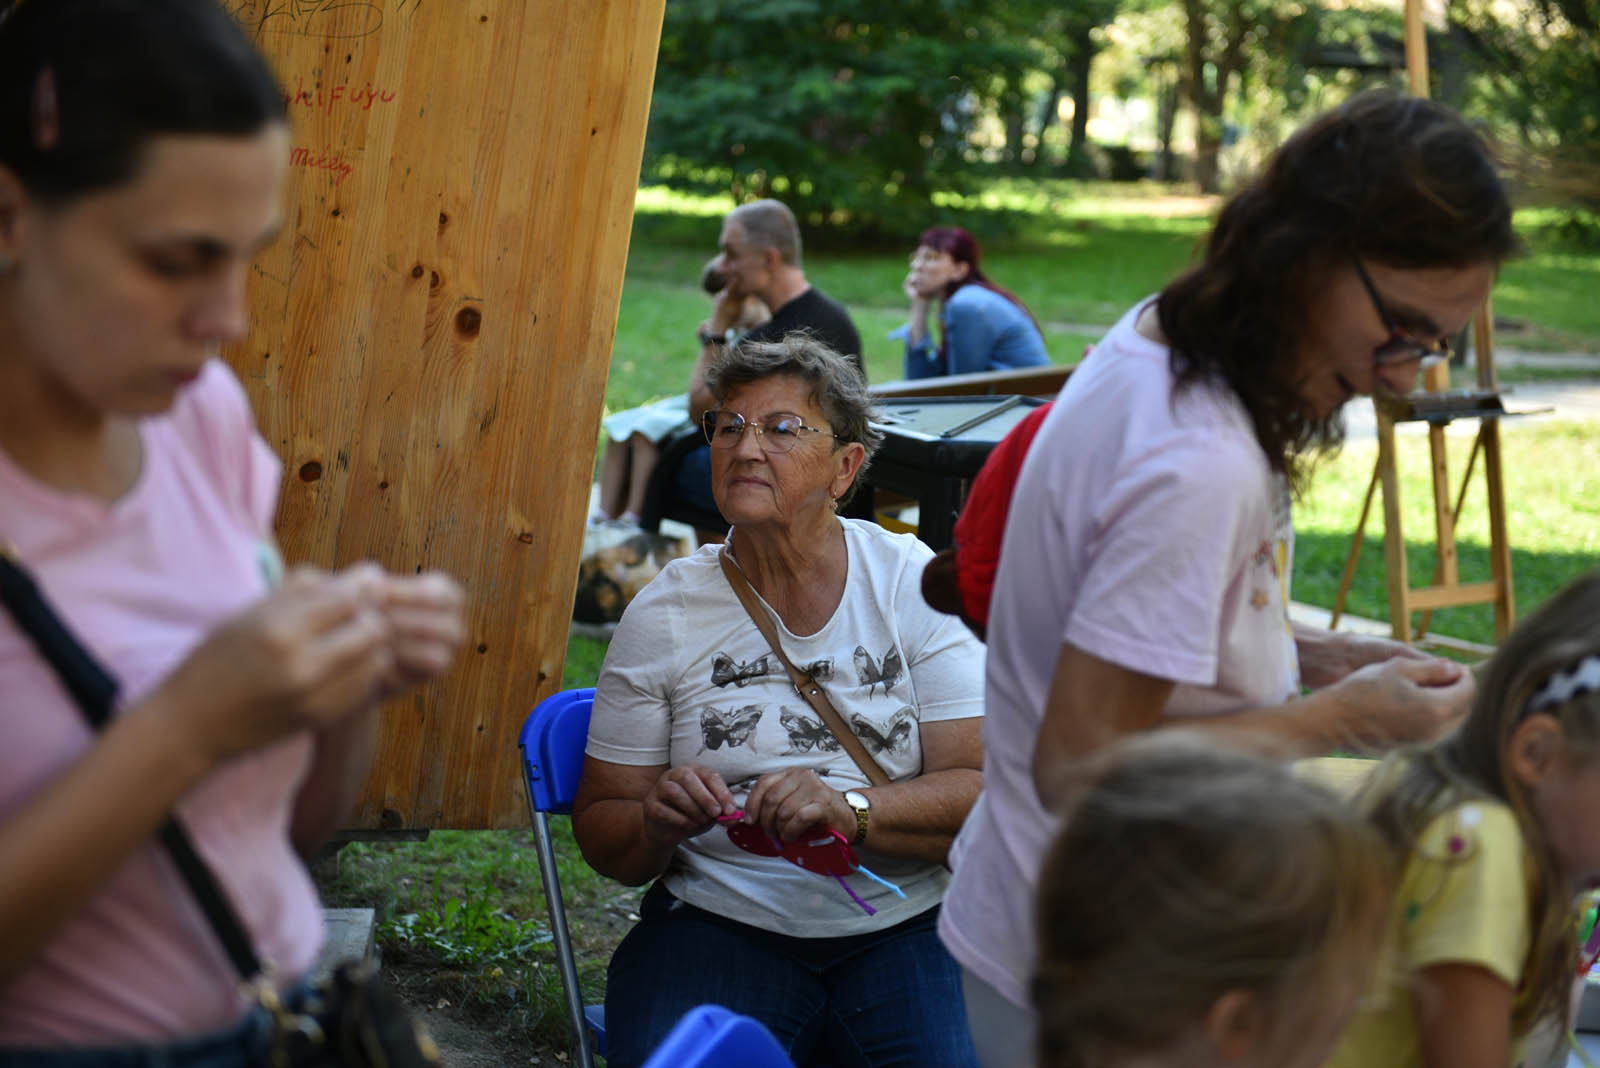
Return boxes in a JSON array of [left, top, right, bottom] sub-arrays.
[[865, 395, 1046, 550]]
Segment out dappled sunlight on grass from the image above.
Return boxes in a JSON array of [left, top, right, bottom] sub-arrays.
[[633, 184, 735, 217]]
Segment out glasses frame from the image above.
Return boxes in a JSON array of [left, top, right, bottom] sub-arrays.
[[701, 409, 838, 454], [1351, 258, 1450, 371]]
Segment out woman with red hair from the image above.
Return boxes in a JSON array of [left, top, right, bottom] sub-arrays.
[[895, 227, 1049, 379]]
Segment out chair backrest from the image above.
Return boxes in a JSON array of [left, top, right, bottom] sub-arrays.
[[641, 1005, 796, 1068], [518, 687, 595, 816]]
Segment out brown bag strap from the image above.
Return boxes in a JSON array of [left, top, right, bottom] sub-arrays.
[[719, 548, 891, 788]]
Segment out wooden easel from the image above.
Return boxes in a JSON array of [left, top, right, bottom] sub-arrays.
[[1329, 0, 1516, 643]]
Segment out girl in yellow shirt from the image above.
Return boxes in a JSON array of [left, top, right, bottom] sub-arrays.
[[1328, 567, 1600, 1068]]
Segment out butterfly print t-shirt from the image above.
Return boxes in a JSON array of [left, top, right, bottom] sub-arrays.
[[588, 519, 985, 937]]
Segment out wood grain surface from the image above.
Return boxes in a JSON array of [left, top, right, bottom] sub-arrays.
[[223, 0, 665, 828]]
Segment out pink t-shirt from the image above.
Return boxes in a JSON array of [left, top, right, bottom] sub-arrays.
[[0, 360, 323, 1045], [938, 301, 1299, 1009]]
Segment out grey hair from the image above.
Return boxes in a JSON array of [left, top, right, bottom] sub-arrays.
[[727, 199, 802, 267], [705, 332, 882, 505]]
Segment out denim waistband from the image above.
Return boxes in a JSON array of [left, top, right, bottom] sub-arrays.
[[0, 980, 317, 1067]]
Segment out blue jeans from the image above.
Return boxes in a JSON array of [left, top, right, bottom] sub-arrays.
[[0, 1011, 270, 1068], [0, 981, 319, 1067], [604, 883, 978, 1068]]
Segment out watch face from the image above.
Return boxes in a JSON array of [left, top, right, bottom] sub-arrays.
[[844, 790, 869, 809]]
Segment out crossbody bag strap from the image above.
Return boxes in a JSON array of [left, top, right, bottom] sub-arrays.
[[0, 544, 263, 980], [718, 548, 891, 788]]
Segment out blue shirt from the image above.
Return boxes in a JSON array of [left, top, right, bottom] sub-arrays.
[[892, 284, 1049, 379]]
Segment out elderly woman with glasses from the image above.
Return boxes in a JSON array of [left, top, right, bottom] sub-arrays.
[[938, 90, 1521, 1068], [573, 334, 985, 1068]]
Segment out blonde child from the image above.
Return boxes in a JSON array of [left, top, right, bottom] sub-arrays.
[[1327, 566, 1600, 1068], [1032, 733, 1394, 1068]]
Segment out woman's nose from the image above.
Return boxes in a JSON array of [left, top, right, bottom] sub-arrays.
[[1375, 358, 1422, 396], [188, 262, 251, 342]]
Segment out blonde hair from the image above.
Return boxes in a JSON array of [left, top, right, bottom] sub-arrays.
[[1364, 566, 1600, 1036], [1033, 732, 1393, 1068]]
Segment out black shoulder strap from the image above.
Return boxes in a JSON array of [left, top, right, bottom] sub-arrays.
[[0, 546, 262, 980]]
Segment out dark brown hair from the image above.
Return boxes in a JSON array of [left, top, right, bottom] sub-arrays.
[[0, 0, 284, 203], [1157, 90, 1518, 488]]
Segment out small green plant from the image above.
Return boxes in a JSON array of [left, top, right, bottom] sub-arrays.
[[380, 883, 553, 966]]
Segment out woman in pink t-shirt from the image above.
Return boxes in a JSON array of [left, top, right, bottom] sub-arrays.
[[0, 1, 463, 1062], [939, 92, 1521, 1067]]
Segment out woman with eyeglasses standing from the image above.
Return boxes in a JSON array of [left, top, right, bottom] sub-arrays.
[[938, 90, 1519, 1068], [573, 334, 985, 1067]]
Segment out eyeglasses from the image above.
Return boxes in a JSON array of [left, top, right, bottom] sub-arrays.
[[702, 410, 836, 454], [1352, 258, 1450, 370]]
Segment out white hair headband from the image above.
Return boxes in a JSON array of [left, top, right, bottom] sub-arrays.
[[1528, 654, 1600, 713]]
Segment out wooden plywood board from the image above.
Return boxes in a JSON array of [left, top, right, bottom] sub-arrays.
[[223, 0, 664, 828]]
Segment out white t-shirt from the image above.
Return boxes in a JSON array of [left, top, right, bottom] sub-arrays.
[[938, 300, 1300, 1008], [588, 518, 985, 937]]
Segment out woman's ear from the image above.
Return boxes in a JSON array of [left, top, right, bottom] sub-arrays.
[[829, 442, 866, 501], [1204, 989, 1263, 1062], [1508, 713, 1563, 788]]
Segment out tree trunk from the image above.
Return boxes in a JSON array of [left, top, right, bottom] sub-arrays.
[[1156, 70, 1180, 181], [1066, 23, 1095, 170], [1181, 0, 1246, 194]]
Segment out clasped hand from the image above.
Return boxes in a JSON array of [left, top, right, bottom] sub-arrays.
[[154, 563, 465, 763], [642, 766, 852, 849], [1328, 653, 1476, 751]]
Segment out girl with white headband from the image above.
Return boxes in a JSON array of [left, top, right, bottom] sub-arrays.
[[1327, 566, 1600, 1068]]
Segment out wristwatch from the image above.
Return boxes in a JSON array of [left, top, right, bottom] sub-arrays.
[[843, 789, 872, 845]]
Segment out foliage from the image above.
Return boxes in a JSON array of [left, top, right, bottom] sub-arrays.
[[1451, 0, 1600, 212], [646, 0, 1035, 234], [381, 887, 551, 966], [319, 826, 633, 1056]]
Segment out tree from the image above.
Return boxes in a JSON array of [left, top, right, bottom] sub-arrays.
[[1177, 0, 1278, 193], [646, 0, 1034, 233], [1451, 0, 1600, 213]]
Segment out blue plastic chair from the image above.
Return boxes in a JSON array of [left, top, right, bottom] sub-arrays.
[[642, 1005, 797, 1068], [519, 688, 606, 1068]]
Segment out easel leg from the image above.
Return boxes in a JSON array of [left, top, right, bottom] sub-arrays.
[[1428, 423, 1457, 590], [1482, 416, 1516, 639], [1378, 412, 1411, 641], [1418, 433, 1483, 640]]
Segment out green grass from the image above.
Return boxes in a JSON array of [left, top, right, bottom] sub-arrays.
[[609, 181, 1212, 411], [610, 183, 1600, 420], [1295, 418, 1600, 646], [318, 819, 632, 1057]]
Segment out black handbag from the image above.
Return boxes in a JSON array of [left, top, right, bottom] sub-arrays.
[[0, 545, 440, 1068]]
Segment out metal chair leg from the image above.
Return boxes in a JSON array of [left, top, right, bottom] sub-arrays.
[[532, 811, 596, 1068]]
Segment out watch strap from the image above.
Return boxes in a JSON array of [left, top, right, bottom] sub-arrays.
[[848, 795, 870, 845]]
